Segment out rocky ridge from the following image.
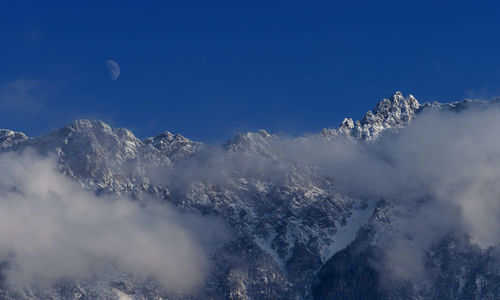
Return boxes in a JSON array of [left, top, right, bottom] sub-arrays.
[[0, 92, 497, 299]]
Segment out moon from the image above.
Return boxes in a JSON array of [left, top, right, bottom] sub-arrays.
[[105, 60, 120, 80]]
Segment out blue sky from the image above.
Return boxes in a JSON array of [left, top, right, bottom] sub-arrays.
[[1, 1, 500, 142]]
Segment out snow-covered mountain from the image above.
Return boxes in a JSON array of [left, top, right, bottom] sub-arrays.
[[0, 92, 498, 299], [320, 91, 420, 140]]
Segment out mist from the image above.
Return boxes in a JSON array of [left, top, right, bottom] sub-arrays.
[[1, 103, 499, 290], [293, 106, 500, 280], [148, 105, 500, 280], [0, 150, 225, 292]]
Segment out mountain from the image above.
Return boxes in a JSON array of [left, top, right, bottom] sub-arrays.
[[320, 91, 420, 140], [0, 92, 498, 299]]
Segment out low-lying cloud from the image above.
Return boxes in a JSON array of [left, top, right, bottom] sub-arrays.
[[151, 104, 500, 283], [294, 105, 500, 280], [0, 150, 223, 292], [0, 100, 499, 290]]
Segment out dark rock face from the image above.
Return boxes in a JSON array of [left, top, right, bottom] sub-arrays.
[[0, 92, 498, 299], [314, 229, 385, 300], [313, 199, 500, 300]]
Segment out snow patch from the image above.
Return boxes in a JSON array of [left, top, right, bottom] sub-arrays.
[[254, 232, 285, 271], [114, 289, 135, 300], [320, 199, 378, 262]]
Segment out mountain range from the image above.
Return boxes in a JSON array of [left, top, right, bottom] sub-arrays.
[[0, 92, 498, 299]]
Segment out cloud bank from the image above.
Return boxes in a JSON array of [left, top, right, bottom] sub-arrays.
[[145, 103, 500, 282], [0, 150, 223, 292], [149, 104, 500, 282], [295, 105, 500, 280], [0, 100, 499, 289]]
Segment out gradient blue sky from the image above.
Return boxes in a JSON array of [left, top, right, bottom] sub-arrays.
[[1, 1, 500, 142]]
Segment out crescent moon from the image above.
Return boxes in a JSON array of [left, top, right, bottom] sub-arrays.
[[105, 60, 120, 80]]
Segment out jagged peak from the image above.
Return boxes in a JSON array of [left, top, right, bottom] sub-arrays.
[[339, 118, 354, 130], [55, 120, 140, 143], [153, 131, 191, 142], [228, 130, 276, 145], [69, 119, 112, 131], [256, 129, 272, 138], [223, 130, 280, 158], [114, 127, 136, 140], [153, 131, 175, 140], [141, 130, 202, 163], [143, 131, 196, 149], [0, 129, 29, 148], [374, 92, 419, 113], [0, 129, 27, 138], [389, 90, 404, 101], [320, 92, 421, 141]]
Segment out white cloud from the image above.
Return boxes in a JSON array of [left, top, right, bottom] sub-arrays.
[[0, 100, 498, 288], [294, 106, 500, 279], [0, 150, 224, 292]]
